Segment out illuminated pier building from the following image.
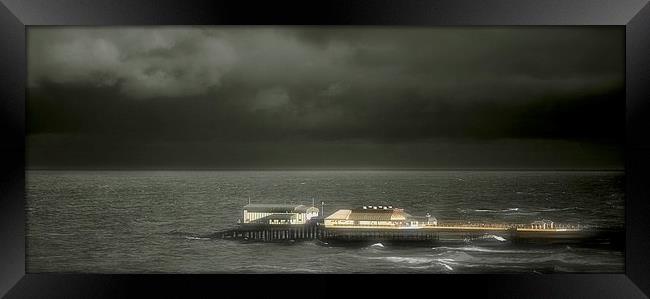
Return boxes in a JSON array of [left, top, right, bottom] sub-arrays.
[[324, 205, 437, 228], [242, 204, 319, 225]]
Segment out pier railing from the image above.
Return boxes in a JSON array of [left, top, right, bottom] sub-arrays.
[[434, 222, 583, 230], [323, 222, 584, 231]]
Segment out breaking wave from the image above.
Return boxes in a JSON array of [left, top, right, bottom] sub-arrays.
[[459, 208, 521, 213], [537, 207, 579, 212], [235, 264, 321, 273], [478, 234, 507, 242], [185, 236, 210, 241], [432, 246, 547, 254], [504, 211, 540, 216], [379, 256, 435, 264], [440, 263, 454, 271]]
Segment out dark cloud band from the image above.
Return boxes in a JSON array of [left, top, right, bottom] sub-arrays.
[[27, 27, 624, 169]]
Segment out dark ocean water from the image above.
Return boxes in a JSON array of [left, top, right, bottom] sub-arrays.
[[26, 170, 624, 273]]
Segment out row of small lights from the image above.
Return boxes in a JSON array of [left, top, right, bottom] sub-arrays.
[[362, 205, 393, 210]]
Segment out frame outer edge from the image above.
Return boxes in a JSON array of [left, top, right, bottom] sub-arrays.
[[626, 1, 650, 297], [0, 0, 648, 298], [0, 1, 26, 298], [0, 0, 648, 25]]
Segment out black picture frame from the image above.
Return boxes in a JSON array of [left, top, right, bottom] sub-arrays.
[[1, 0, 649, 298]]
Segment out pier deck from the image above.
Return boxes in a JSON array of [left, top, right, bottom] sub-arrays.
[[209, 221, 598, 243]]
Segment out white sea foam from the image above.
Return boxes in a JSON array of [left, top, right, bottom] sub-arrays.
[[460, 208, 521, 213], [185, 236, 210, 240], [435, 258, 459, 265], [538, 207, 578, 212], [505, 211, 540, 216], [379, 256, 434, 264], [493, 236, 507, 242], [432, 246, 538, 254], [479, 234, 507, 242], [439, 263, 454, 271]]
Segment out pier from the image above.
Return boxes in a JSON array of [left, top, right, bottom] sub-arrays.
[[209, 219, 597, 243], [207, 204, 606, 244]]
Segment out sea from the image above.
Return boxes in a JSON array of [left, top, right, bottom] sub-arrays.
[[26, 170, 625, 273]]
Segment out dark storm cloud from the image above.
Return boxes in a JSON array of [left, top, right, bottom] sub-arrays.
[[27, 27, 624, 169]]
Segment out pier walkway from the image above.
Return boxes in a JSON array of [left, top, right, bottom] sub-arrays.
[[209, 220, 589, 242]]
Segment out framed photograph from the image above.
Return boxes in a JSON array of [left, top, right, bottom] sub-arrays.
[[1, 0, 650, 297]]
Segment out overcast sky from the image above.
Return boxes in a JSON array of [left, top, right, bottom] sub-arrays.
[[27, 27, 624, 169]]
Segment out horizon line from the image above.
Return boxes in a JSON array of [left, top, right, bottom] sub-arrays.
[[25, 167, 625, 172]]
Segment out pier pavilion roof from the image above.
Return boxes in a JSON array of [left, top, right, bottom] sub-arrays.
[[244, 204, 310, 213], [326, 208, 412, 221], [326, 209, 352, 220]]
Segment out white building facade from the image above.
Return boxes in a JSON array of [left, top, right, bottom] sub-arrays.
[[243, 204, 319, 225]]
